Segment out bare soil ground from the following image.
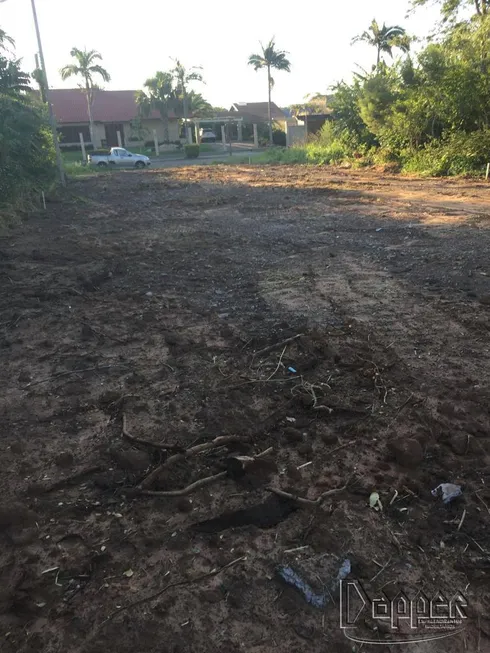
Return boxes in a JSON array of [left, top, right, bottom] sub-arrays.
[[1, 166, 490, 653]]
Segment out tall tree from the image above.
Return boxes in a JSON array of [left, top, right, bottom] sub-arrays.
[[0, 27, 14, 52], [136, 71, 177, 143], [0, 56, 30, 97], [172, 59, 203, 138], [248, 38, 291, 144], [186, 90, 212, 117], [352, 20, 410, 69], [412, 0, 489, 21], [60, 48, 110, 146]]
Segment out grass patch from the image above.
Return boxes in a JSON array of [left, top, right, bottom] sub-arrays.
[[64, 162, 97, 177], [256, 143, 347, 166]]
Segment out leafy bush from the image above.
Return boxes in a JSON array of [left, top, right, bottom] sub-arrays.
[[0, 53, 57, 214], [184, 144, 200, 159], [0, 93, 56, 212], [402, 130, 490, 176]]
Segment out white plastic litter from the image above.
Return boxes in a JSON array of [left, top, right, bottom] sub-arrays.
[[431, 483, 462, 504]]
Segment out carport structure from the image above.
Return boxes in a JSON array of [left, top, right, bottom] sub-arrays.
[[189, 115, 257, 151]]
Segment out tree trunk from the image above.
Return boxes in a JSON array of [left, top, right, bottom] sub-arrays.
[[376, 46, 381, 69], [267, 64, 273, 146], [85, 82, 96, 147]]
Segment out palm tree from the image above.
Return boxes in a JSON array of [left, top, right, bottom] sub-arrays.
[[248, 38, 291, 145], [186, 90, 212, 117], [136, 71, 177, 143], [0, 27, 14, 52], [0, 57, 30, 97], [352, 20, 409, 69], [60, 48, 110, 146], [172, 59, 203, 140]]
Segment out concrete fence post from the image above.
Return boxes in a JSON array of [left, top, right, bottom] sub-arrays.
[[117, 130, 123, 148], [187, 127, 193, 144], [195, 121, 201, 145], [253, 124, 259, 149], [221, 125, 227, 151], [153, 129, 159, 156], [237, 121, 243, 142], [285, 122, 290, 148], [79, 132, 87, 161]]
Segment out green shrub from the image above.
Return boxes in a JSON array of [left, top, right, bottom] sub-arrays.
[[64, 162, 96, 177], [184, 144, 200, 159], [402, 130, 490, 176], [0, 93, 56, 212]]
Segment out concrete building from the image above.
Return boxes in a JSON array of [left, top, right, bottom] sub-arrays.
[[50, 89, 180, 149]]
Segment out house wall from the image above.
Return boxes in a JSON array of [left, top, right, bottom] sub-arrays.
[[58, 120, 180, 149], [140, 119, 180, 143]]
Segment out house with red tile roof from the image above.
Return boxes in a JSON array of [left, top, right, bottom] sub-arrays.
[[50, 89, 181, 148]]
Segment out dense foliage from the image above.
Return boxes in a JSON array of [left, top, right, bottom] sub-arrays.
[[285, 5, 490, 175], [0, 31, 55, 212], [136, 67, 212, 142]]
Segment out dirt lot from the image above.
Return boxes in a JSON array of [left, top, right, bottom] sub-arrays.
[[1, 166, 490, 653]]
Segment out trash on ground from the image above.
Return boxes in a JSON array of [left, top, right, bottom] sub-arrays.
[[376, 228, 383, 232], [277, 558, 351, 609], [369, 491, 383, 511], [288, 367, 297, 373], [431, 483, 462, 504]]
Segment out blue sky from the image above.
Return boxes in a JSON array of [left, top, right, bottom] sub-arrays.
[[1, 0, 439, 108]]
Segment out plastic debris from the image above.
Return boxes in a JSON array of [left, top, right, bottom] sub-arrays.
[[123, 569, 134, 578], [376, 228, 383, 232], [288, 367, 297, 374], [369, 491, 383, 511], [431, 483, 462, 504], [277, 558, 351, 609]]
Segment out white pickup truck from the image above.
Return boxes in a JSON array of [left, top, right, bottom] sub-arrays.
[[88, 147, 151, 169]]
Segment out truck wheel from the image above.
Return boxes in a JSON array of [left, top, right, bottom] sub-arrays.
[[135, 161, 145, 169], [97, 161, 108, 167]]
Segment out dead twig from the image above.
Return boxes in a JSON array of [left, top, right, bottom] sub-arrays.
[[254, 334, 303, 359], [291, 379, 332, 412], [224, 377, 299, 391], [140, 446, 273, 497], [139, 435, 243, 490], [475, 491, 490, 515], [457, 509, 467, 532], [386, 393, 421, 428], [326, 440, 356, 456], [122, 414, 185, 453], [81, 321, 127, 345], [266, 481, 349, 507], [40, 466, 104, 493], [23, 364, 128, 390], [103, 555, 246, 623], [139, 471, 227, 497], [266, 345, 288, 381], [370, 557, 392, 583]]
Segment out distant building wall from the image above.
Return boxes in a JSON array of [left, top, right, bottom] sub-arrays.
[[286, 124, 307, 147]]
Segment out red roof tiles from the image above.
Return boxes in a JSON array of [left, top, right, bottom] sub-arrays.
[[50, 89, 177, 123]]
